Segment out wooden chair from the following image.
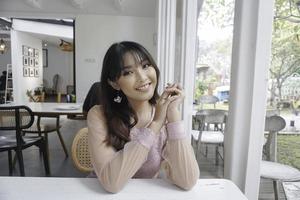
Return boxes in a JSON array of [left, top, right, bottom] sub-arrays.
[[261, 115, 300, 200], [71, 127, 93, 173], [191, 109, 227, 165], [22, 116, 68, 158], [0, 105, 50, 176]]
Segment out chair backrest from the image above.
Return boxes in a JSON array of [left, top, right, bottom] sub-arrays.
[[199, 95, 219, 108], [264, 115, 286, 161], [265, 115, 286, 132], [0, 105, 35, 146], [195, 109, 228, 131], [71, 127, 93, 173], [52, 74, 60, 93], [0, 105, 34, 131]]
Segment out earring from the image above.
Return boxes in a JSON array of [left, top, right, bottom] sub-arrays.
[[113, 91, 122, 103]]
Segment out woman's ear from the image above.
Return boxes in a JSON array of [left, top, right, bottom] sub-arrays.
[[107, 79, 120, 90]]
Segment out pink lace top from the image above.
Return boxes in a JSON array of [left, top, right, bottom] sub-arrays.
[[87, 105, 199, 193]]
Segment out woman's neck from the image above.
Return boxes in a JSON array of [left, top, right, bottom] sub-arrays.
[[129, 100, 152, 119]]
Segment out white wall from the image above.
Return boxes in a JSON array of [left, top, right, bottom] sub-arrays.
[[43, 44, 73, 94], [75, 14, 156, 103], [0, 42, 12, 73], [11, 30, 43, 103]]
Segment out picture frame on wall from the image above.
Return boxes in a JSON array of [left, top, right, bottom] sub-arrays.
[[23, 67, 29, 77], [43, 49, 48, 67], [28, 48, 34, 57], [23, 56, 29, 66], [29, 68, 34, 77], [34, 59, 39, 67], [34, 49, 39, 57], [34, 68, 39, 77], [29, 57, 34, 67], [22, 45, 28, 56]]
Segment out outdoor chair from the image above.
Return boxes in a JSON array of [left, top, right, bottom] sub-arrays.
[[71, 127, 93, 173], [191, 109, 227, 165], [199, 95, 219, 109], [0, 105, 50, 176], [261, 115, 300, 200]]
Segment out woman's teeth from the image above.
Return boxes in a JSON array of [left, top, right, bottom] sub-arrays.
[[137, 83, 150, 91]]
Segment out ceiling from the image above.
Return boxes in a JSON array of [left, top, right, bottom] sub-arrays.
[[0, 0, 157, 46], [0, 0, 157, 18], [0, 18, 73, 46]]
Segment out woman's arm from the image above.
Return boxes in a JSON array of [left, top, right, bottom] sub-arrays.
[[87, 106, 157, 193], [162, 84, 200, 190], [161, 121, 200, 190]]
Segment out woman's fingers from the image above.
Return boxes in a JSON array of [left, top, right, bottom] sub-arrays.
[[164, 87, 182, 97], [158, 83, 184, 105]]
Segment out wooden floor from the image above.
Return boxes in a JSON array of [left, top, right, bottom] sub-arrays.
[[0, 117, 286, 199]]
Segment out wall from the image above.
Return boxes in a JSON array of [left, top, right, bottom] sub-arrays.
[[11, 30, 43, 103], [75, 14, 156, 103], [43, 44, 73, 94]]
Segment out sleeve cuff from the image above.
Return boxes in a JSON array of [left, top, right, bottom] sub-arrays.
[[130, 127, 157, 149], [166, 121, 186, 140]]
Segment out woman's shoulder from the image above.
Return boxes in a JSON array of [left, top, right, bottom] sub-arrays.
[[87, 105, 106, 123]]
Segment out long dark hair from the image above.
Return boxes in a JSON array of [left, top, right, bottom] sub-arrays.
[[100, 41, 160, 151]]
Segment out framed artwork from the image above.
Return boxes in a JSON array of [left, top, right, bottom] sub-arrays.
[[28, 48, 34, 57], [34, 49, 39, 57], [29, 68, 34, 77], [34, 68, 39, 77], [23, 67, 29, 77], [22, 45, 28, 56], [23, 56, 29, 66], [29, 57, 34, 67], [34, 58, 39, 67], [43, 49, 48, 67]]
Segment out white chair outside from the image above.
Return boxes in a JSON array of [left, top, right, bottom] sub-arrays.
[[199, 95, 219, 109], [261, 115, 300, 200], [191, 109, 227, 165]]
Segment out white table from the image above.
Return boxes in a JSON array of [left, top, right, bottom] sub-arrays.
[[0, 177, 247, 200], [0, 102, 83, 116], [25, 102, 83, 116]]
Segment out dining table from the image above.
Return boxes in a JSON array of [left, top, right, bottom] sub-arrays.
[[24, 102, 83, 116], [0, 102, 83, 159], [0, 177, 248, 200]]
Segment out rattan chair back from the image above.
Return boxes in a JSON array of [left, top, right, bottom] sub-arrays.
[[71, 127, 93, 173]]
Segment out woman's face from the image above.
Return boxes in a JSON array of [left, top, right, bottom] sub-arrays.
[[115, 52, 157, 104]]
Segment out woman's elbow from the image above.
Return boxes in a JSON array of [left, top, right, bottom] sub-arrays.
[[98, 175, 125, 193], [102, 183, 123, 194], [177, 177, 198, 191], [177, 168, 200, 191]]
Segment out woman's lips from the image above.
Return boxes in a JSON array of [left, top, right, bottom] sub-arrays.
[[136, 83, 151, 91]]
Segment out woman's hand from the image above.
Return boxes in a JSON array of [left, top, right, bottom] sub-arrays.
[[148, 89, 178, 134], [165, 83, 185, 123]]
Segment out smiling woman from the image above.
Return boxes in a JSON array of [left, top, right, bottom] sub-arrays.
[[87, 41, 199, 193]]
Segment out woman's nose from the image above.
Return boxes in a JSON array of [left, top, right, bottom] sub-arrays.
[[136, 68, 147, 81]]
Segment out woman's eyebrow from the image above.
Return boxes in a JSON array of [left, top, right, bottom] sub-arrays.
[[141, 59, 149, 63], [122, 65, 132, 70]]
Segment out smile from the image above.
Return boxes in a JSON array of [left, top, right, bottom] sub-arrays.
[[136, 83, 151, 91]]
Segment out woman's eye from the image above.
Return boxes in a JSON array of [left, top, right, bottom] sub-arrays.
[[122, 71, 133, 76], [143, 63, 151, 69]]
